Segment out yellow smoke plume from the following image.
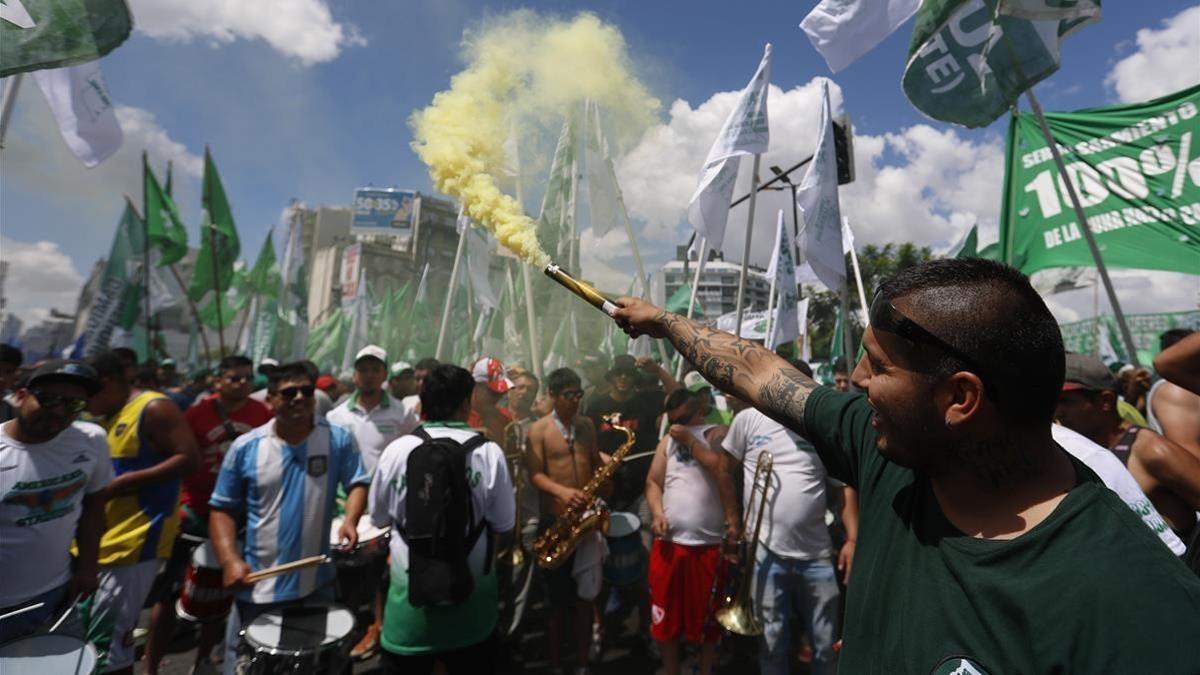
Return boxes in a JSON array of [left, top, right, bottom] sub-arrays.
[[411, 11, 659, 268]]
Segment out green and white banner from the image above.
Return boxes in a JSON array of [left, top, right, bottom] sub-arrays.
[[999, 84, 1200, 276], [0, 0, 132, 77], [902, 0, 1098, 128], [1059, 311, 1200, 367]]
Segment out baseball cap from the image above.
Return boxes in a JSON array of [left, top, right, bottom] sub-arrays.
[[1062, 352, 1118, 392], [390, 360, 414, 377], [683, 371, 711, 393], [160, 358, 176, 368], [607, 354, 639, 378], [257, 358, 280, 376], [354, 345, 387, 366], [315, 374, 338, 392], [23, 359, 102, 396], [472, 357, 514, 394]]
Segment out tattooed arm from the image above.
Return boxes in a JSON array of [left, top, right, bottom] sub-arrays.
[[612, 297, 818, 433]]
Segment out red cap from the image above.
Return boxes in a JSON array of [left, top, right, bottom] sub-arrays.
[[471, 357, 513, 394], [315, 374, 337, 392]]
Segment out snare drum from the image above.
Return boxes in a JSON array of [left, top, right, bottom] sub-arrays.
[[603, 511, 646, 586], [176, 539, 233, 622], [329, 515, 391, 567], [237, 602, 355, 674], [0, 634, 97, 675]]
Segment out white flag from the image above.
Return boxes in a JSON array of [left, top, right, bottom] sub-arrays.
[[796, 80, 846, 293], [800, 0, 920, 74], [841, 217, 856, 255], [766, 212, 801, 350], [465, 223, 500, 310], [585, 100, 623, 239], [687, 44, 771, 252], [32, 60, 123, 168]]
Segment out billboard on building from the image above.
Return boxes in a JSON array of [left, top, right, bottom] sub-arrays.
[[351, 188, 420, 238], [340, 243, 361, 305]]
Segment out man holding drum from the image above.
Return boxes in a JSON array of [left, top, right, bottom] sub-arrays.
[[209, 360, 370, 675], [143, 354, 273, 675], [0, 361, 109, 644]]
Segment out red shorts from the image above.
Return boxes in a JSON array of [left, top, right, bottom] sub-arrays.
[[648, 539, 724, 644]]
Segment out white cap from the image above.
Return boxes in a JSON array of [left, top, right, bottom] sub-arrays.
[[259, 357, 279, 368], [683, 370, 712, 392], [390, 360, 414, 376], [354, 345, 388, 365]]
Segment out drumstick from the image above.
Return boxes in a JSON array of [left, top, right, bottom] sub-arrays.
[[244, 554, 331, 583], [0, 601, 44, 622], [48, 593, 83, 633]]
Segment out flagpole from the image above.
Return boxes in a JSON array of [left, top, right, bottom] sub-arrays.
[[207, 213, 227, 357], [671, 238, 710, 382], [0, 74, 23, 150], [845, 220, 870, 326], [733, 154, 763, 338], [141, 153, 154, 361], [436, 209, 468, 360], [1024, 89, 1140, 366], [166, 263, 213, 367]]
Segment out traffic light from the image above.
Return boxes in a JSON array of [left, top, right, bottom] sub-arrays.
[[832, 115, 855, 185]]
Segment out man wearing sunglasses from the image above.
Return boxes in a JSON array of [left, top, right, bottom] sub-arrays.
[[209, 360, 370, 675], [144, 354, 274, 675], [0, 361, 109, 645], [613, 258, 1200, 672]]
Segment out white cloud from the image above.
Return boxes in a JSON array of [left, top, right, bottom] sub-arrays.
[[1043, 271, 1199, 324], [1105, 6, 1200, 103], [128, 0, 364, 65], [606, 78, 1002, 274], [0, 237, 84, 325], [1, 93, 203, 266]]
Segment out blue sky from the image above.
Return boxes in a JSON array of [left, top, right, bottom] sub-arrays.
[[2, 0, 1198, 325]]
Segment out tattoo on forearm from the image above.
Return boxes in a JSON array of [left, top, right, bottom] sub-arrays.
[[658, 310, 816, 430]]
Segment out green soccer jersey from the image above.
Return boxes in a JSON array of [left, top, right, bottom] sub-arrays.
[[802, 387, 1200, 674]]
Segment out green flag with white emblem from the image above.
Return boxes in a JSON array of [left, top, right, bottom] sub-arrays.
[[902, 0, 1100, 128], [188, 149, 241, 329], [0, 0, 132, 77], [144, 154, 188, 267]]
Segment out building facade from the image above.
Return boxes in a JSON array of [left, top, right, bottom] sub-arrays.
[[661, 246, 772, 317]]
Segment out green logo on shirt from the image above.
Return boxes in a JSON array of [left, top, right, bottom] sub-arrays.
[[932, 656, 990, 675]]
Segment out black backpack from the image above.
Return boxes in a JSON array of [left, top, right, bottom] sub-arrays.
[[402, 426, 492, 607]]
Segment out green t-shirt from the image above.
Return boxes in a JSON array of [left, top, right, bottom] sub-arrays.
[[802, 387, 1200, 674]]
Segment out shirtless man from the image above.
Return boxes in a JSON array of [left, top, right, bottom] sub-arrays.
[[1148, 329, 1200, 458], [528, 367, 610, 675]]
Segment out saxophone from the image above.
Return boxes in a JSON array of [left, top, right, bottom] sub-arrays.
[[533, 414, 635, 570]]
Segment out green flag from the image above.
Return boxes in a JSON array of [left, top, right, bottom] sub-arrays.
[[306, 308, 349, 374], [0, 0, 133, 78], [953, 224, 979, 259], [537, 111, 580, 264], [664, 282, 703, 318], [189, 149, 241, 329], [143, 154, 188, 267], [241, 231, 280, 300], [79, 198, 145, 357], [902, 0, 1099, 128], [999, 84, 1200, 276]]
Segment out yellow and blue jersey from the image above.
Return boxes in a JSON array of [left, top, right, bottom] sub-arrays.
[[94, 391, 183, 566]]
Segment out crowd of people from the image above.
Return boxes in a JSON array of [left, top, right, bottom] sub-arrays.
[[1, 259, 1199, 674]]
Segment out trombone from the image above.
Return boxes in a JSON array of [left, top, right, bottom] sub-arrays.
[[712, 451, 773, 636], [501, 419, 528, 568]]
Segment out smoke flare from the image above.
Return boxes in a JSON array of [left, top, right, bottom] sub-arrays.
[[411, 11, 658, 267]]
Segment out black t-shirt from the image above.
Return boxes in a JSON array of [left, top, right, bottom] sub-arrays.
[[582, 390, 664, 511], [802, 387, 1200, 673]]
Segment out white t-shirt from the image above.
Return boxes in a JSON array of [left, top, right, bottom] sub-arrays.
[[723, 408, 834, 560], [1051, 424, 1186, 556], [663, 424, 725, 546], [327, 392, 419, 476], [369, 423, 515, 574], [0, 421, 113, 606]]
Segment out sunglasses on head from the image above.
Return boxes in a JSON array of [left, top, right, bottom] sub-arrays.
[[869, 290, 993, 392], [276, 385, 315, 400], [31, 389, 88, 414]]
